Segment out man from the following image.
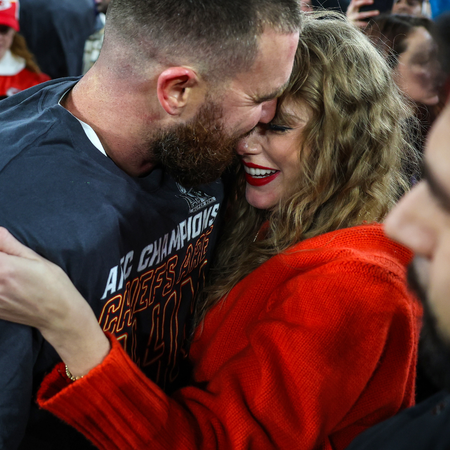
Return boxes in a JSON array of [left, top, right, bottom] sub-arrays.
[[391, 0, 424, 16], [0, 0, 300, 448], [346, 14, 450, 449]]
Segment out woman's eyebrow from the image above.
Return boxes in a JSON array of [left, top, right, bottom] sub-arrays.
[[423, 162, 450, 212]]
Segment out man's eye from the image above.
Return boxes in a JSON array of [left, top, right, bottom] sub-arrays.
[[267, 123, 292, 133]]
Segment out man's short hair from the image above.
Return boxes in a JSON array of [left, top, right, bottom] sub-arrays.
[[106, 0, 302, 81]]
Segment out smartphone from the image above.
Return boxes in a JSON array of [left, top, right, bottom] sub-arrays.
[[359, 0, 395, 14]]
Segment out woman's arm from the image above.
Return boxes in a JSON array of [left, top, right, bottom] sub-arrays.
[[0, 227, 110, 377], [38, 258, 420, 450], [0, 227, 421, 450]]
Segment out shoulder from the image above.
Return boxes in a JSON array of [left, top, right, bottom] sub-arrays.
[[0, 77, 79, 115], [281, 224, 412, 279], [261, 224, 418, 320], [0, 78, 82, 162]]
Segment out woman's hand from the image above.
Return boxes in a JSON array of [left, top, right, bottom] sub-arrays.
[[346, 0, 379, 28], [0, 227, 110, 378], [0, 227, 78, 330]]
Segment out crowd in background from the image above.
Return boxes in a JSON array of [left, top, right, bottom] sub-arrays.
[[1, 0, 447, 153], [0, 0, 109, 99]]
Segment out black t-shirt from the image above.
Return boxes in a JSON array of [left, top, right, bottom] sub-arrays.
[[346, 390, 450, 450], [0, 78, 225, 449]]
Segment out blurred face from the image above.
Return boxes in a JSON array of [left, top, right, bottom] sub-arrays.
[[392, 0, 423, 16], [94, 0, 111, 13], [236, 100, 309, 210], [218, 29, 299, 141], [394, 26, 440, 106], [385, 103, 450, 348], [0, 25, 14, 60], [300, 0, 314, 12]]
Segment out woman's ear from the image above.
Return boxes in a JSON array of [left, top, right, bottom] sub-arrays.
[[157, 67, 200, 116]]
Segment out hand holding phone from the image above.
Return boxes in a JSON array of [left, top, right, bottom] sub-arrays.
[[346, 0, 381, 28]]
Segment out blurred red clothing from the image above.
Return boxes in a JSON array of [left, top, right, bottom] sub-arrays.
[[0, 50, 50, 98], [0, 68, 50, 97]]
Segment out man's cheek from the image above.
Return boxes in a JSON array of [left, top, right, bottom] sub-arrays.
[[429, 243, 450, 340]]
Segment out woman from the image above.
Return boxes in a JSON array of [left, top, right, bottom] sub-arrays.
[[0, 0, 50, 99], [365, 15, 440, 107], [0, 14, 421, 450], [365, 14, 443, 162]]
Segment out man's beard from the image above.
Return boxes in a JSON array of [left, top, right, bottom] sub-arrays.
[[408, 261, 450, 392], [150, 100, 239, 188]]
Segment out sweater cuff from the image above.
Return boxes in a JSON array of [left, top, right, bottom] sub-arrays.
[[37, 333, 170, 450], [37, 332, 117, 404]]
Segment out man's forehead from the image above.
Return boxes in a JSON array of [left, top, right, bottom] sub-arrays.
[[233, 30, 298, 101], [252, 80, 290, 104]]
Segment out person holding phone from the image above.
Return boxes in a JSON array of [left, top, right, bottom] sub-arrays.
[[346, 0, 385, 27], [346, 0, 425, 28]]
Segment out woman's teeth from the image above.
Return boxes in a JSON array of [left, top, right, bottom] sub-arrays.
[[244, 166, 277, 178]]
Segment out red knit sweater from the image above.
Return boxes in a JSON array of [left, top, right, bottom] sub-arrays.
[[0, 69, 50, 97], [38, 224, 422, 450]]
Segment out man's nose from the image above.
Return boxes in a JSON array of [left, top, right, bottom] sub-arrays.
[[259, 99, 277, 124], [384, 183, 437, 258], [236, 132, 260, 156]]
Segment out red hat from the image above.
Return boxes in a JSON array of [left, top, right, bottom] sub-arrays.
[[0, 0, 19, 32]]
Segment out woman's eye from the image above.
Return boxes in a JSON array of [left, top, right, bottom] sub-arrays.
[[267, 123, 292, 133]]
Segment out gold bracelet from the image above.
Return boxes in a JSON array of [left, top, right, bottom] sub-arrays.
[[65, 364, 84, 382]]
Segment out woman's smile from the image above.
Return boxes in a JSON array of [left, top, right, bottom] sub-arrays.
[[242, 161, 280, 186]]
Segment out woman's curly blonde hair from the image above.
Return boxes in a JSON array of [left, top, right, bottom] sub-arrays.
[[195, 12, 418, 326]]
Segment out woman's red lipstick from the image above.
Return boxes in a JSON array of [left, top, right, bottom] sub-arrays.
[[242, 161, 280, 187]]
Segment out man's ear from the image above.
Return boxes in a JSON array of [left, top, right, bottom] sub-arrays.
[[157, 67, 200, 116]]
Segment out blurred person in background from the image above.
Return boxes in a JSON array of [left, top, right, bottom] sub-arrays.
[[0, 0, 49, 99], [366, 15, 440, 108], [18, 0, 97, 79], [392, 0, 425, 16], [300, 0, 314, 12], [94, 0, 111, 14], [83, 0, 112, 74], [365, 14, 443, 175], [346, 11, 450, 450], [346, 0, 426, 28]]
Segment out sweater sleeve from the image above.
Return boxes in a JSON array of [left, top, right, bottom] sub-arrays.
[[37, 260, 421, 450]]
